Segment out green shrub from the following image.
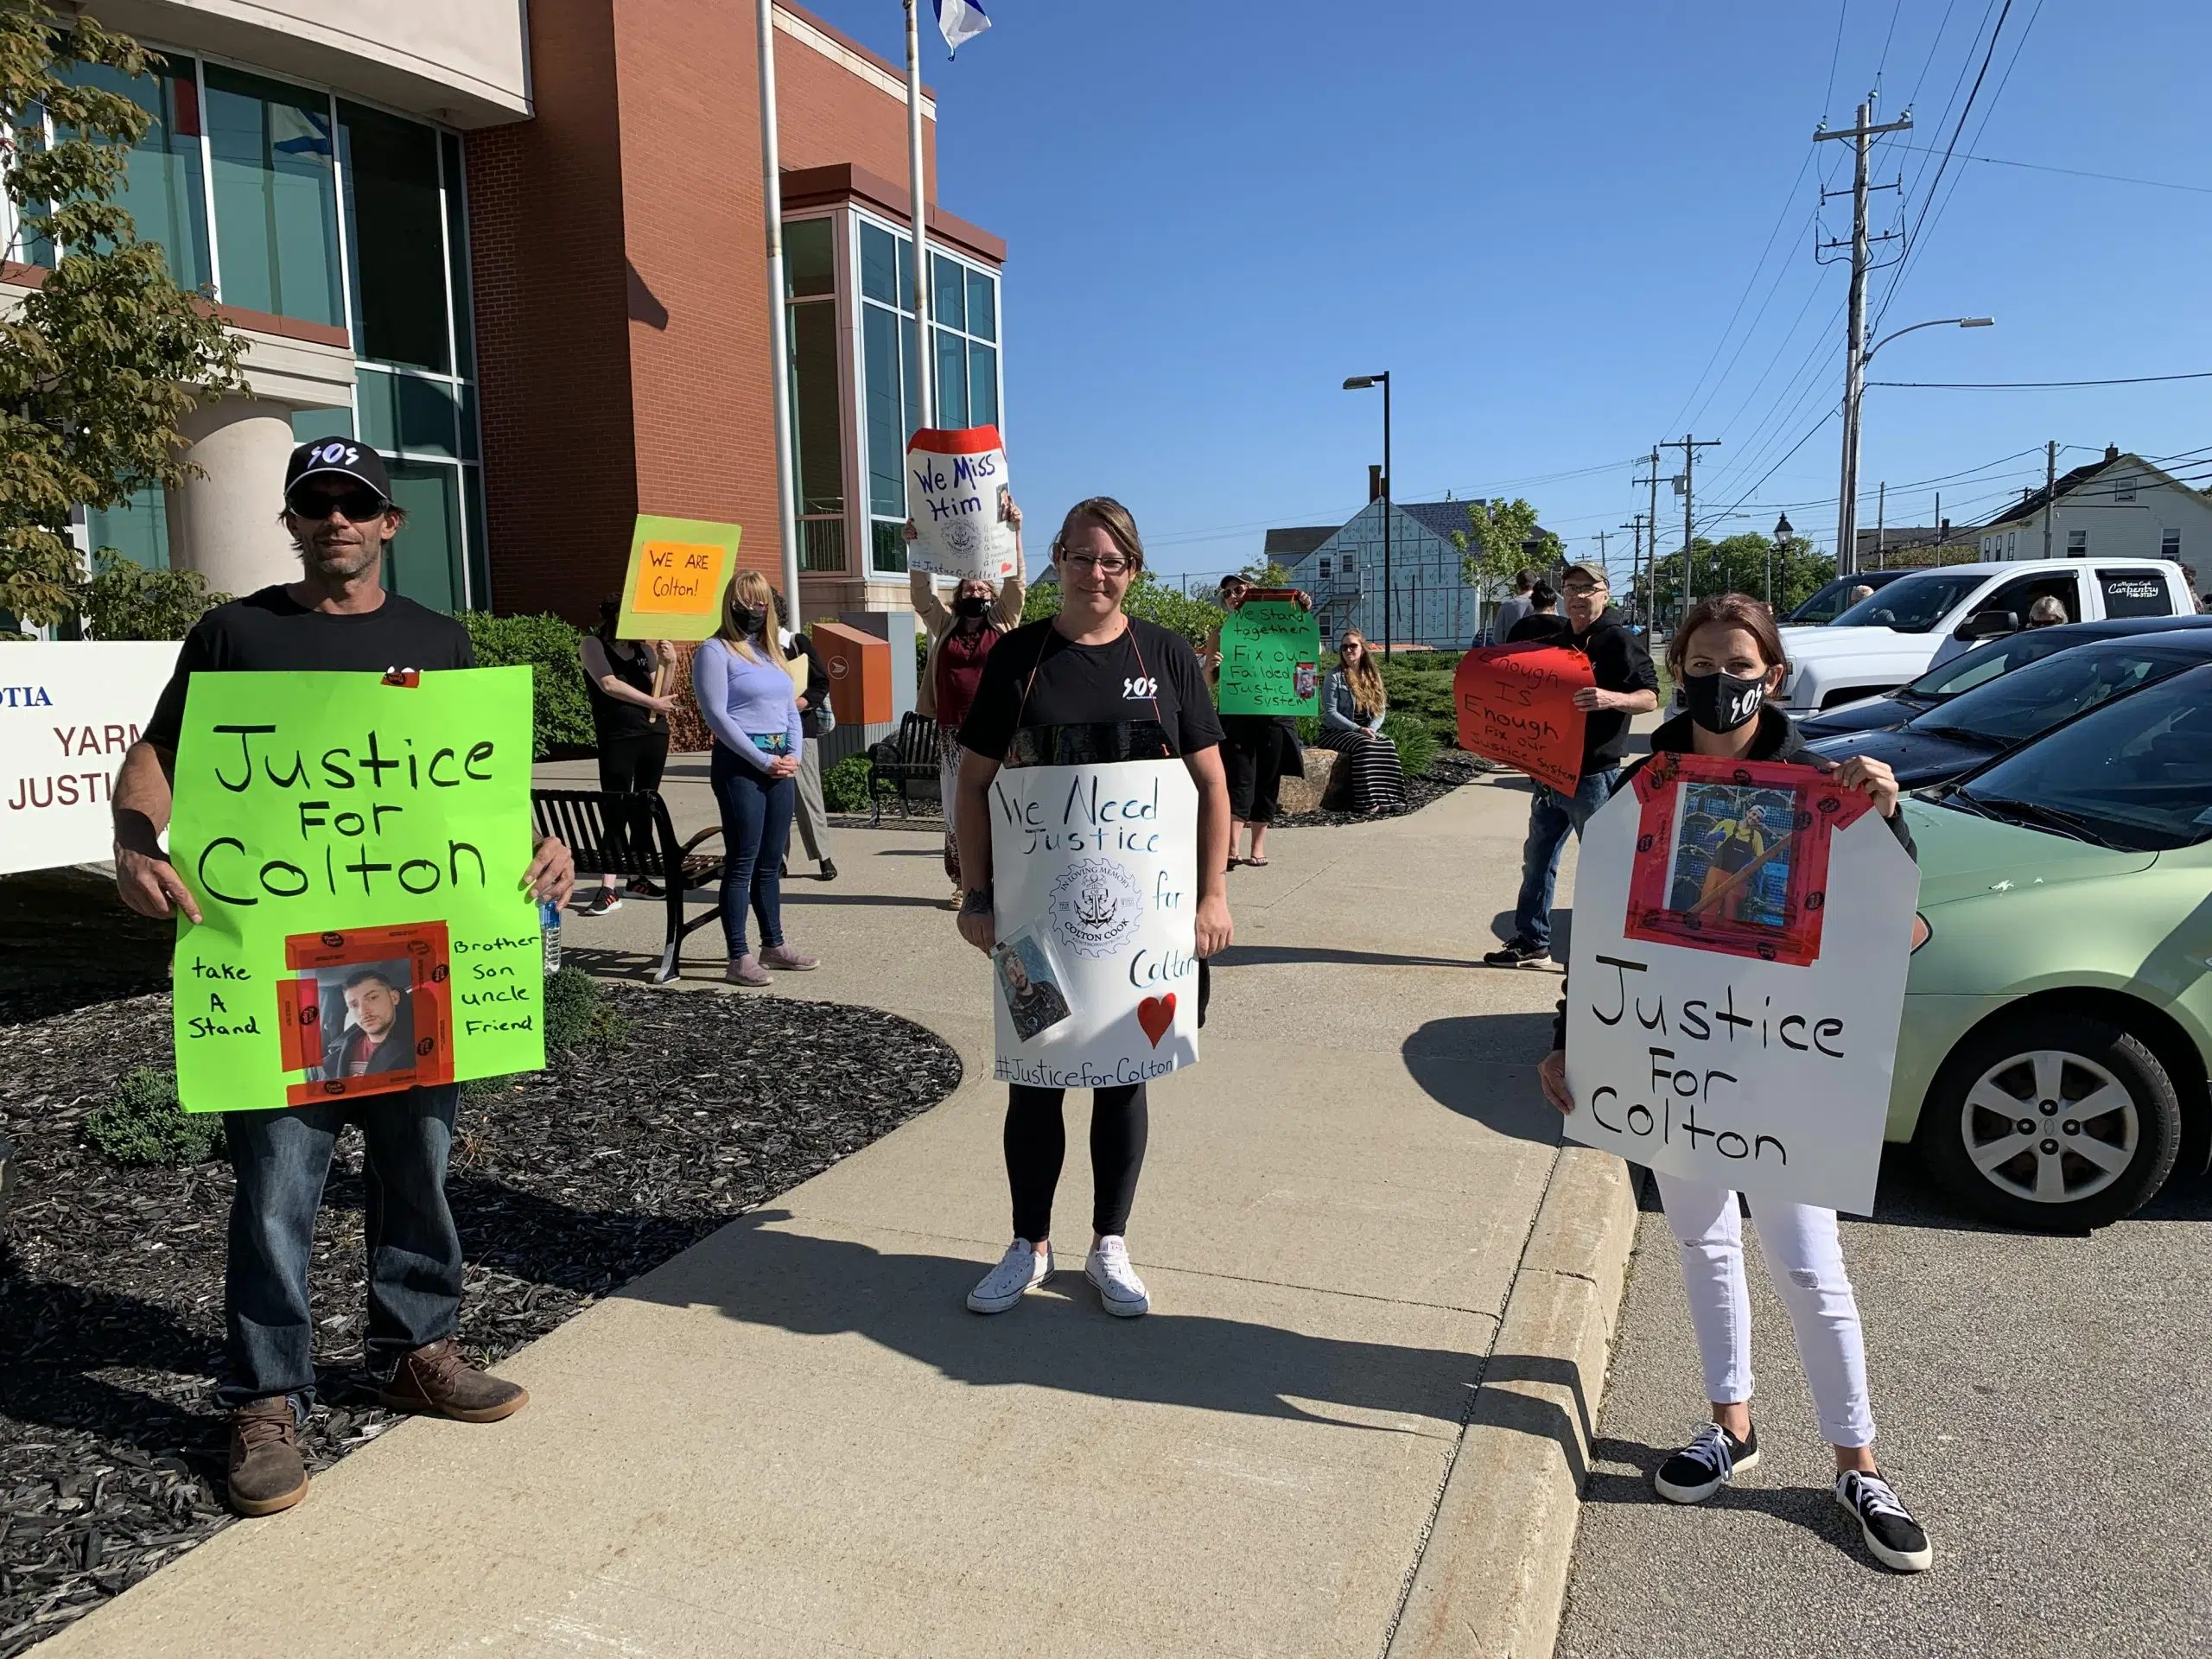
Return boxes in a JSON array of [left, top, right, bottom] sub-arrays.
[[1022, 573, 1224, 648], [543, 963, 631, 1055], [822, 752, 874, 812], [76, 554, 227, 640], [460, 612, 594, 758], [86, 1068, 224, 1166], [1378, 657, 1460, 751], [1382, 709, 1440, 780]]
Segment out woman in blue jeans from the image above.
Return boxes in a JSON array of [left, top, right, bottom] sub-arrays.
[[692, 570, 818, 986]]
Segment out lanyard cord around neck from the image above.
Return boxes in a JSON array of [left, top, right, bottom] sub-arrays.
[[1011, 616, 1162, 739]]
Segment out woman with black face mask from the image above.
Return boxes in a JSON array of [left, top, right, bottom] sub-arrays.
[[1535, 593, 1936, 1576]]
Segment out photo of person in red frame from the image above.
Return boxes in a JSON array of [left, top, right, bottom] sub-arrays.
[[1623, 753, 1871, 969], [276, 923, 455, 1105]]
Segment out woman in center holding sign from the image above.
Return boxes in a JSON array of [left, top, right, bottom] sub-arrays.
[[951, 497, 1233, 1319], [1535, 594, 1933, 1573]]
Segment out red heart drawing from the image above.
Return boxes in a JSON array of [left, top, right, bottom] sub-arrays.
[[1137, 994, 1175, 1047]]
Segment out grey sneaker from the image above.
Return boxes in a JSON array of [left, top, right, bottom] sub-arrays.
[[726, 954, 772, 987], [760, 944, 818, 971]]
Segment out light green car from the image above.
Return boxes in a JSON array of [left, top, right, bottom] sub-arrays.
[[1890, 663, 2212, 1230]]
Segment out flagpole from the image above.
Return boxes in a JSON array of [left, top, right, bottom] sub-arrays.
[[904, 0, 935, 435], [756, 0, 804, 618]]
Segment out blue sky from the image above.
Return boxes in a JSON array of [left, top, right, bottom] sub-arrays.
[[800, 0, 2212, 587]]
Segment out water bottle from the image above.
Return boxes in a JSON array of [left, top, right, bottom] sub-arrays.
[[540, 897, 562, 976]]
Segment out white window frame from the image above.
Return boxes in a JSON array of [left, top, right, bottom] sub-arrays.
[[2067, 528, 2088, 556], [2114, 474, 2138, 503]]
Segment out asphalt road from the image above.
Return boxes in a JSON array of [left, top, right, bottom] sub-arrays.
[[1556, 1147, 2212, 1659]]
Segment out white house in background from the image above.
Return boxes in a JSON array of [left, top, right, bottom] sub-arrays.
[[1974, 446, 2212, 571]]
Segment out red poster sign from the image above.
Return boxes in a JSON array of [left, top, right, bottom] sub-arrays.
[[1452, 645, 1592, 793]]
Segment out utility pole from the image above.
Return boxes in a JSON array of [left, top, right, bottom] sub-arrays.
[[1622, 514, 1647, 629], [1875, 480, 1886, 569], [1635, 451, 1662, 629], [903, 0, 935, 433], [2042, 440, 2057, 560], [1592, 528, 1613, 590], [1661, 435, 1719, 613], [1815, 94, 1912, 578], [755, 0, 804, 618], [1932, 491, 1942, 565]]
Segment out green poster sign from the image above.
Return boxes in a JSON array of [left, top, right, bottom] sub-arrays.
[[168, 668, 545, 1114], [1217, 599, 1321, 715], [615, 513, 743, 643]]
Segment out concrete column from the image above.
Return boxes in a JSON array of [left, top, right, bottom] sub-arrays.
[[164, 398, 300, 596]]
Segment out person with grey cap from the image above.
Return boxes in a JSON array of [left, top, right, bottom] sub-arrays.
[[1484, 559, 1657, 968], [108, 435, 574, 1520]]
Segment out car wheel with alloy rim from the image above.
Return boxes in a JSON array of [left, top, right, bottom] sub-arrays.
[[1916, 1011, 2182, 1231]]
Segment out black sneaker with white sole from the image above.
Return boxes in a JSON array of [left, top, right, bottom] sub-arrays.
[[582, 887, 621, 918], [1482, 938, 1550, 968], [1835, 1469, 1933, 1573], [1654, 1421, 1758, 1503]]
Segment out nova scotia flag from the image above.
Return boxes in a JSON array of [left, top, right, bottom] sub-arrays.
[[933, 0, 991, 54]]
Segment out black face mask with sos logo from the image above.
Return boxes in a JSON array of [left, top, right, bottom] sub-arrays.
[[1681, 668, 1769, 734]]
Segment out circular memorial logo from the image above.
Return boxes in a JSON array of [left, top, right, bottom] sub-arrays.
[[944, 518, 982, 557], [1049, 857, 1144, 958]]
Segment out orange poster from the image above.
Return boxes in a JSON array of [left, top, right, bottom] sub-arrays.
[[1452, 644, 1592, 793], [613, 514, 742, 642]]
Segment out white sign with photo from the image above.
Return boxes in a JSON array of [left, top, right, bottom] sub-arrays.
[[906, 423, 1019, 582], [1562, 776, 1920, 1216], [989, 759, 1201, 1087], [1, 640, 181, 874]]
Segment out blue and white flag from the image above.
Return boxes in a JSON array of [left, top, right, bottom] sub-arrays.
[[933, 0, 991, 54]]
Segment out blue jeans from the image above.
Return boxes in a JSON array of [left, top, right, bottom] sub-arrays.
[[218, 1087, 462, 1411], [710, 742, 795, 957], [1511, 766, 1620, 951]]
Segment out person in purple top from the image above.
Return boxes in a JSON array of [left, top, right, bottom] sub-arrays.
[[690, 570, 817, 986]]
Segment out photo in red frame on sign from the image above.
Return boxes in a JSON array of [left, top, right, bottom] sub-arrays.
[[275, 922, 454, 1105], [1621, 753, 1870, 968]]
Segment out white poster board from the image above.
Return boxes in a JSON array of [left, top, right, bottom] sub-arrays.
[[906, 423, 1019, 582], [989, 759, 1201, 1087], [1562, 756, 1919, 1216], [2, 640, 181, 874]]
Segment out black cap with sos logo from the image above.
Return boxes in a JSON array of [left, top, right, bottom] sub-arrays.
[[285, 435, 392, 503]]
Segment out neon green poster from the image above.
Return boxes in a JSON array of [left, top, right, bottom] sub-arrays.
[[615, 513, 742, 643], [1217, 599, 1321, 715], [167, 668, 545, 1114]]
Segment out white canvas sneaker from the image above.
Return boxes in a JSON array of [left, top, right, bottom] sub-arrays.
[[966, 1239, 1053, 1313], [1084, 1236, 1150, 1318]]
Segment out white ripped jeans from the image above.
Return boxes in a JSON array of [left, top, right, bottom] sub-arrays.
[[1654, 1172, 1876, 1448]]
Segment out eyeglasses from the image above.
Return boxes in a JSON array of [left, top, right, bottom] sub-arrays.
[[1561, 582, 1605, 598], [288, 487, 390, 522], [1060, 554, 1132, 576]]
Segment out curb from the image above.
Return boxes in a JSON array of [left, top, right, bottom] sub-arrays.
[[1387, 1147, 1640, 1659]]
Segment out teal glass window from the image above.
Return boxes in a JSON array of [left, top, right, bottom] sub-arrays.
[[861, 221, 899, 306], [355, 366, 459, 457], [86, 484, 170, 571], [934, 327, 968, 428], [385, 460, 464, 615], [205, 66, 341, 325], [786, 217, 834, 299], [441, 132, 472, 372], [339, 100, 448, 371], [968, 341, 998, 428], [862, 302, 905, 519], [60, 58, 209, 289], [931, 252, 965, 333], [965, 269, 995, 342]]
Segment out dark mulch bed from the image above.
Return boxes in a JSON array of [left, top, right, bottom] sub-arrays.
[[0, 983, 960, 1656]]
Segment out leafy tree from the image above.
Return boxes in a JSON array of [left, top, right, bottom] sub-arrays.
[[1236, 557, 1295, 588], [1634, 532, 1833, 624], [74, 550, 225, 639], [1022, 569, 1224, 647], [1453, 498, 1561, 596], [0, 3, 246, 630]]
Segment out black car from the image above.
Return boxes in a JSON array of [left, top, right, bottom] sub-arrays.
[[1804, 630, 2212, 788], [1796, 614, 2212, 741], [1783, 569, 1914, 626]]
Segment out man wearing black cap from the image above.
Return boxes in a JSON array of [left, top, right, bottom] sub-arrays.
[[1484, 559, 1656, 968], [109, 436, 575, 1519]]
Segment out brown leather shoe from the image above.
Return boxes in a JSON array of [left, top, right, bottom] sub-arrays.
[[227, 1397, 308, 1516], [377, 1338, 529, 1423]]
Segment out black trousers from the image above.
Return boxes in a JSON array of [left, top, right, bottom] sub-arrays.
[[1005, 1084, 1148, 1243], [1222, 715, 1292, 823], [594, 730, 668, 874]]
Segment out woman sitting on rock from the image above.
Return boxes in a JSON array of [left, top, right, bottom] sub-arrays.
[[1312, 628, 1407, 814]]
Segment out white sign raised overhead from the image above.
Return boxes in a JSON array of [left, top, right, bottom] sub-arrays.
[[1, 641, 180, 874], [906, 424, 1018, 582], [1562, 753, 1920, 1217], [988, 759, 1201, 1088]]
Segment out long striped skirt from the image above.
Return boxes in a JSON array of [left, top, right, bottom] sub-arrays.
[[1313, 728, 1408, 812]]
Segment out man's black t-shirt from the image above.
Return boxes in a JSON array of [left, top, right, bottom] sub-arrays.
[[1565, 606, 1659, 775], [1506, 613, 1571, 645], [958, 616, 1224, 763], [143, 586, 475, 752]]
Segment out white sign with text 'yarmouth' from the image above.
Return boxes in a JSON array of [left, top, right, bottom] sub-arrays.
[[989, 760, 1201, 1087], [1, 642, 180, 874]]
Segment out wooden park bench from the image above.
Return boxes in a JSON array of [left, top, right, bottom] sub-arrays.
[[530, 788, 723, 984], [862, 710, 944, 825]]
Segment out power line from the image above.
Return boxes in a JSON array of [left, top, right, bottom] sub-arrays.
[[1822, 0, 1851, 121], [1900, 0, 1964, 113], [1868, 371, 2212, 389], [1888, 143, 2212, 196], [1665, 152, 1816, 435]]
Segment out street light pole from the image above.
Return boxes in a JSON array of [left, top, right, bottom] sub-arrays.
[[1835, 314, 1993, 576], [1770, 512, 1793, 610], [1344, 372, 1393, 656]]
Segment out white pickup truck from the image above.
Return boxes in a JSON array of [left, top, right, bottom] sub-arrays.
[[1777, 558, 2192, 715]]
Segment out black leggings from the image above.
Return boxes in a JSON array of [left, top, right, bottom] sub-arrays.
[[594, 731, 669, 874], [1004, 1084, 1148, 1243], [1221, 715, 1289, 823]]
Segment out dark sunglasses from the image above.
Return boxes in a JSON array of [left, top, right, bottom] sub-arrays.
[[287, 487, 390, 522]]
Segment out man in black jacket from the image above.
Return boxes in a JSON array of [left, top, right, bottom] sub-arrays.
[[1486, 561, 1658, 967], [316, 969, 416, 1081]]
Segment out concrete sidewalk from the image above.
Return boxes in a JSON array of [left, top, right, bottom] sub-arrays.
[[50, 764, 1626, 1659]]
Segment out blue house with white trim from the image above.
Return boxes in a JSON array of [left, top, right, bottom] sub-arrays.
[[1273, 499, 1487, 652]]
